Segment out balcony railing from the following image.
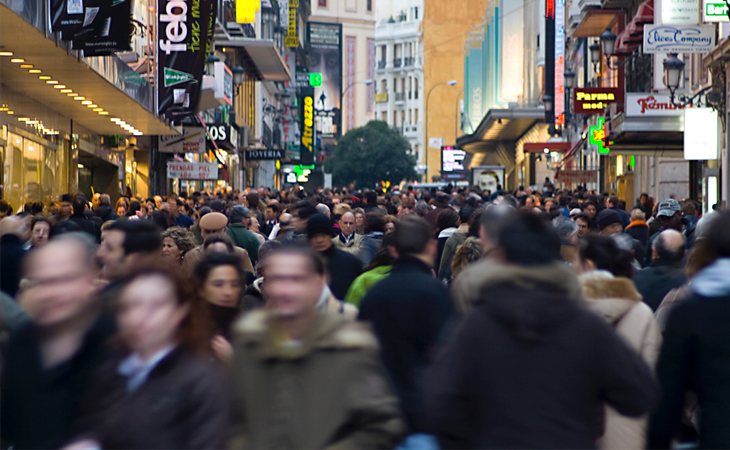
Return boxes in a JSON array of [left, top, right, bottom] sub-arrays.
[[377, 60, 386, 69], [395, 92, 405, 101], [404, 57, 415, 66], [624, 52, 653, 94], [393, 58, 403, 68]]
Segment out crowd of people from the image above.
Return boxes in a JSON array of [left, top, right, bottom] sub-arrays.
[[0, 182, 728, 449]]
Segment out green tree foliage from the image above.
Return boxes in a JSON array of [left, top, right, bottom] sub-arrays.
[[327, 120, 418, 188]]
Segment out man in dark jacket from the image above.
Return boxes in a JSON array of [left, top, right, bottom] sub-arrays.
[[633, 229, 686, 311], [1, 233, 114, 449], [0, 216, 27, 298], [307, 213, 362, 299], [227, 205, 260, 266], [69, 193, 101, 242], [93, 193, 118, 223], [649, 211, 730, 449], [425, 212, 659, 449], [359, 215, 456, 433]]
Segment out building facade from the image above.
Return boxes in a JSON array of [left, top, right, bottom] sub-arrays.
[[374, 1, 424, 163]]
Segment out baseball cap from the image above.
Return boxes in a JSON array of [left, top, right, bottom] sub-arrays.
[[656, 199, 681, 218]]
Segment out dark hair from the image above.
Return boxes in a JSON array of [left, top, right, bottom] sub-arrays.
[[497, 211, 561, 266], [573, 213, 590, 225], [194, 252, 245, 288], [203, 234, 235, 253], [468, 209, 484, 238], [31, 215, 52, 232], [209, 199, 226, 213], [115, 262, 211, 355], [366, 231, 396, 270], [394, 215, 432, 256], [654, 232, 685, 264], [364, 191, 378, 205], [707, 210, 730, 258], [50, 220, 81, 238], [579, 234, 634, 278], [161, 226, 196, 257], [151, 210, 171, 230], [458, 205, 475, 225], [266, 203, 280, 214], [364, 210, 386, 234], [294, 201, 318, 220], [128, 200, 141, 216], [246, 193, 260, 209], [479, 205, 514, 241], [106, 219, 162, 255], [261, 243, 326, 276], [72, 193, 87, 216], [0, 200, 13, 215], [437, 208, 459, 231]]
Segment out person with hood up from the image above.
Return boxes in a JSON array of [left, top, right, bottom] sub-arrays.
[[424, 211, 659, 449], [577, 234, 662, 450], [650, 211, 730, 449]]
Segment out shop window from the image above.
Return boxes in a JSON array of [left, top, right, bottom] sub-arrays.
[[318, 0, 327, 7], [367, 0, 372, 12]]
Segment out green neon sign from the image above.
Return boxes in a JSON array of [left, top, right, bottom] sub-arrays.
[[309, 72, 322, 87], [588, 117, 610, 155]]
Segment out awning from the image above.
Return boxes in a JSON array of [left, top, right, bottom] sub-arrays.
[[216, 39, 291, 82], [573, 9, 623, 38], [614, 0, 653, 54], [457, 107, 545, 152], [608, 112, 683, 156], [704, 37, 730, 69], [0, 3, 177, 136], [524, 142, 572, 153]]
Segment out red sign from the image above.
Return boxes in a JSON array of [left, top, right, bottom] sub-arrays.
[[573, 88, 623, 114], [556, 170, 598, 184], [546, 0, 555, 18], [524, 142, 571, 153]]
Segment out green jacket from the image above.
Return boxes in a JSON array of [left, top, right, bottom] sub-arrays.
[[345, 265, 392, 307], [228, 224, 261, 266]]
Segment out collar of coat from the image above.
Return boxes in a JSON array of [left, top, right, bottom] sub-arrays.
[[233, 310, 378, 360], [578, 271, 643, 325]]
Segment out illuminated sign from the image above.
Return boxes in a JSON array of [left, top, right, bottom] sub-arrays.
[[300, 87, 315, 165], [588, 117, 610, 155], [309, 72, 322, 87], [703, 0, 729, 21], [441, 146, 469, 181], [286, 0, 299, 47], [573, 88, 623, 114]]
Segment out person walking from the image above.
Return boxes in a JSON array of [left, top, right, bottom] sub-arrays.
[[306, 213, 362, 300], [332, 211, 364, 256], [424, 212, 659, 449], [649, 211, 730, 449], [632, 229, 687, 311], [227, 205, 261, 266], [229, 245, 404, 449], [359, 215, 456, 438]]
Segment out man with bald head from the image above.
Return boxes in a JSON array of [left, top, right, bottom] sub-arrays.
[[633, 229, 687, 311], [1, 233, 114, 449], [333, 211, 364, 256]]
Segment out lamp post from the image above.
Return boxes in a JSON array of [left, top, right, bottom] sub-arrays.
[[424, 79, 458, 182], [663, 53, 685, 104], [589, 42, 601, 81], [564, 69, 575, 127], [341, 79, 373, 132]]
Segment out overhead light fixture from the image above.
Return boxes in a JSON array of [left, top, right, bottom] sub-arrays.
[[28, 69, 41, 74], [10, 58, 25, 63], [93, 107, 103, 112], [98, 111, 109, 115], [60, 89, 72, 93], [46, 80, 58, 85], [0, 51, 14, 56], [53, 84, 66, 89], [67, 92, 78, 96], [81, 100, 92, 105], [87, 104, 97, 108], [74, 96, 85, 101], [19, 64, 33, 69], [17, 117, 30, 121], [39, 75, 51, 80], [111, 118, 121, 122], [6, 110, 14, 115]]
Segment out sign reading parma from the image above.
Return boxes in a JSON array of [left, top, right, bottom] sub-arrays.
[[573, 88, 623, 114], [157, 0, 216, 121], [644, 25, 715, 53]]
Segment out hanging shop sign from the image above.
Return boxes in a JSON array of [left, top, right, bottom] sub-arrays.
[[299, 86, 315, 165], [441, 146, 469, 181], [308, 22, 343, 139], [626, 93, 692, 116], [661, 0, 700, 24], [50, 0, 133, 54], [50, 0, 85, 39], [588, 117, 610, 155], [213, 61, 234, 106], [206, 124, 238, 150], [684, 108, 720, 160], [703, 0, 729, 21], [157, 0, 216, 121], [573, 88, 624, 114], [158, 127, 206, 153], [247, 149, 285, 160], [556, 169, 598, 184], [167, 161, 219, 179], [285, 0, 299, 47], [644, 25, 716, 54]]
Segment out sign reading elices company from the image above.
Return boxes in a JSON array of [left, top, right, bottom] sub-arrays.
[[644, 25, 715, 53], [661, 0, 700, 24], [167, 161, 218, 180], [703, 0, 729, 22], [684, 108, 720, 160], [626, 93, 692, 117], [573, 88, 623, 114], [247, 149, 285, 160], [157, 0, 216, 120]]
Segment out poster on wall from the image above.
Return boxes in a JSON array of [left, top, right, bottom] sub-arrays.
[[157, 0, 216, 121], [72, 0, 133, 56], [472, 166, 505, 193], [307, 22, 342, 139]]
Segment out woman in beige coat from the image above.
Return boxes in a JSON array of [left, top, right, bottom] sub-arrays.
[[578, 235, 662, 450]]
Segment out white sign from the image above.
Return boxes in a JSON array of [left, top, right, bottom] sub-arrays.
[[703, 0, 729, 22], [684, 108, 720, 159], [661, 0, 700, 24], [166, 161, 219, 180], [626, 93, 692, 117], [158, 128, 205, 153], [428, 137, 443, 148], [644, 25, 716, 53], [472, 166, 505, 193]]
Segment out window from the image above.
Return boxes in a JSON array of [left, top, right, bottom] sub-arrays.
[[414, 78, 419, 99], [318, 0, 326, 7], [414, 7, 419, 19], [367, 0, 372, 12]]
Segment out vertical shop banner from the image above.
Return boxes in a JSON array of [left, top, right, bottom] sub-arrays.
[[545, 0, 556, 127], [300, 86, 315, 165], [307, 22, 342, 139], [71, 0, 133, 56], [157, 0, 215, 121], [554, 0, 565, 126]]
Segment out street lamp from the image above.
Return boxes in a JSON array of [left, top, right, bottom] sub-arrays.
[[589, 41, 601, 76], [424, 79, 458, 182], [564, 70, 576, 90], [206, 54, 219, 75], [600, 28, 617, 58], [232, 65, 245, 85], [663, 53, 685, 103]]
